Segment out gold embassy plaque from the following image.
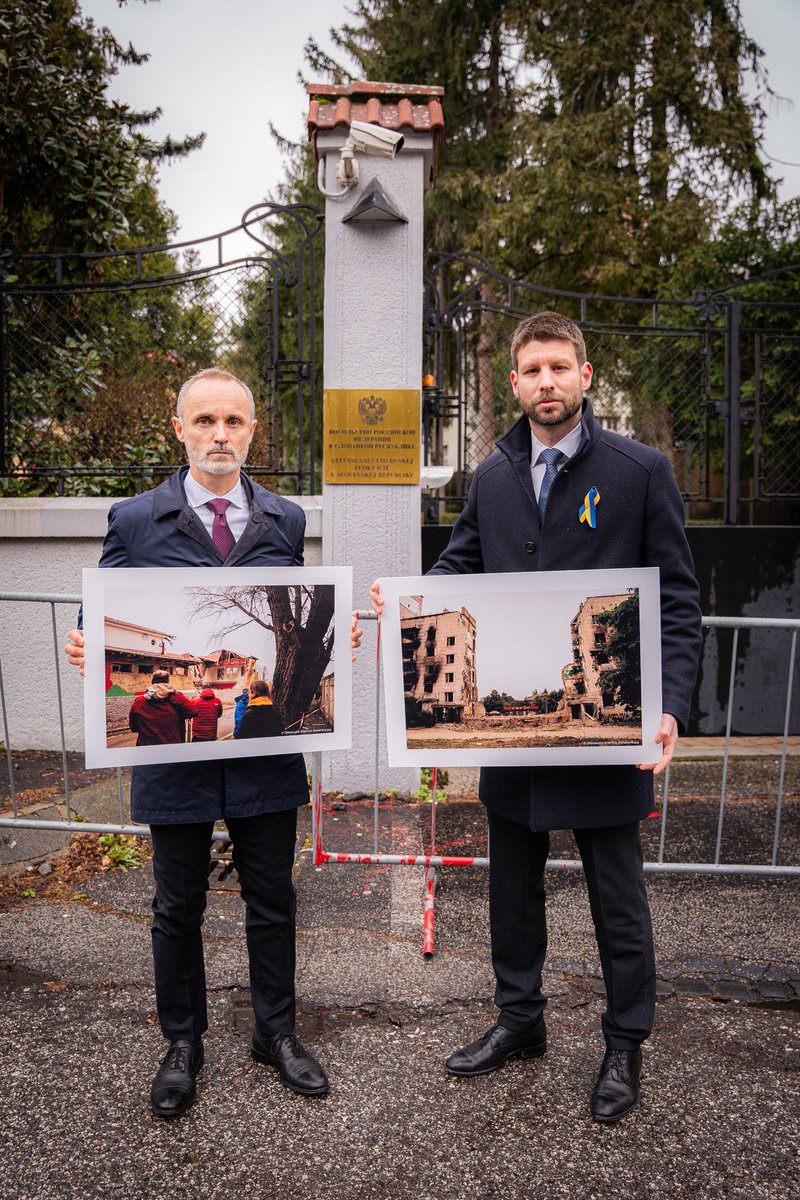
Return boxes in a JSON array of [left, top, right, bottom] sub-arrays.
[[323, 389, 420, 484]]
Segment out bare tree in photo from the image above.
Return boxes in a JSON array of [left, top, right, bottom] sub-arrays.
[[186, 585, 335, 729]]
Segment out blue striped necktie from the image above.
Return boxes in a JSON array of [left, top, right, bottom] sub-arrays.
[[537, 448, 564, 522]]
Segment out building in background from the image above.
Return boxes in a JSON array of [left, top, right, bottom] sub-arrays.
[[197, 649, 250, 693], [104, 617, 202, 695], [400, 598, 480, 723], [558, 594, 632, 722]]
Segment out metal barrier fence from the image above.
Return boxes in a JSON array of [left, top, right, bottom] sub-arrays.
[[1, 595, 798, 896]]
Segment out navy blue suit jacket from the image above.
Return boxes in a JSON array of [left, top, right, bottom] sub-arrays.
[[98, 468, 310, 824], [429, 399, 702, 831]]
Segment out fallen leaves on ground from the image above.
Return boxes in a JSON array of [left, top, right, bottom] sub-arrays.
[[0, 832, 151, 904]]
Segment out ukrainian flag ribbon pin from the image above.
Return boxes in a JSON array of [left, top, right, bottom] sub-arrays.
[[579, 486, 601, 528]]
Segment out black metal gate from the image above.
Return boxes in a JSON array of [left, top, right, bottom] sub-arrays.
[[422, 252, 800, 525], [0, 203, 322, 496]]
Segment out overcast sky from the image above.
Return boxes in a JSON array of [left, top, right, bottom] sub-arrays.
[[415, 588, 628, 698], [81, 0, 799, 251]]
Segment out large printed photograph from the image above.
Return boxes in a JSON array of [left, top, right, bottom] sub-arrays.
[[82, 567, 352, 767], [380, 569, 662, 767]]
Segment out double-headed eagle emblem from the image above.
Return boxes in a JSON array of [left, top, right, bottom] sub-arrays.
[[357, 394, 387, 426]]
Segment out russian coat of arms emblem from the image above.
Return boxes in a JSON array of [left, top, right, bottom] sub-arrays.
[[357, 394, 387, 425]]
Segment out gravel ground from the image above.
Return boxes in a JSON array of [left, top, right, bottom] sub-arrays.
[[0, 770, 798, 1200]]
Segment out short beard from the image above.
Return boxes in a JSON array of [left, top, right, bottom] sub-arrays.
[[521, 388, 583, 432], [186, 444, 248, 476]]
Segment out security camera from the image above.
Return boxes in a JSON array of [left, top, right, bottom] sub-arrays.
[[347, 120, 404, 159], [320, 119, 405, 198]]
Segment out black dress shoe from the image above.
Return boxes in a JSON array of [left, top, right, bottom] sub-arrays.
[[150, 1039, 204, 1118], [590, 1047, 642, 1122], [251, 1030, 329, 1096], [445, 1019, 546, 1077]]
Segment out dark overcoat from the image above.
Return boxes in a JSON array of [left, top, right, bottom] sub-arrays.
[[429, 399, 702, 832], [96, 468, 310, 824]]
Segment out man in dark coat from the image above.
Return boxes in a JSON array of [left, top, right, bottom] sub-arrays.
[[65, 368, 334, 1116], [372, 311, 702, 1122]]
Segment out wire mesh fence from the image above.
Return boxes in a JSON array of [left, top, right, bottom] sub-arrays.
[[0, 204, 321, 497], [422, 253, 800, 524], [756, 331, 800, 498]]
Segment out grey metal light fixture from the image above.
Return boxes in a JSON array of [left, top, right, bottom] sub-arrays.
[[343, 178, 407, 224]]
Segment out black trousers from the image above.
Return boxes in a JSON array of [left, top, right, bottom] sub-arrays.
[[489, 811, 655, 1049], [149, 808, 297, 1043]]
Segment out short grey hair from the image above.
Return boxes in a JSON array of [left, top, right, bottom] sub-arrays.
[[176, 368, 255, 418]]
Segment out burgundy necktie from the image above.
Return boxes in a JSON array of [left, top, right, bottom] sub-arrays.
[[206, 498, 236, 560]]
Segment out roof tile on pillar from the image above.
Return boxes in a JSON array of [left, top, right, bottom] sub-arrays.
[[306, 79, 445, 183]]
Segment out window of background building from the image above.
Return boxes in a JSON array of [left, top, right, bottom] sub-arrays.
[[445, 672, 454, 682], [446, 636, 456, 645], [445, 692, 453, 702], [446, 654, 455, 664]]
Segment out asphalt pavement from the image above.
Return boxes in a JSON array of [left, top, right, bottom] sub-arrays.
[[1, 761, 799, 1200]]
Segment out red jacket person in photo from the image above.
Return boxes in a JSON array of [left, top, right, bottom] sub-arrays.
[[190, 687, 224, 742]]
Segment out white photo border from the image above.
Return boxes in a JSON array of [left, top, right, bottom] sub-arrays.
[[83, 565, 353, 768], [380, 568, 662, 767]]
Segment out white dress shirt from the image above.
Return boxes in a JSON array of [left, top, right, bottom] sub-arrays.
[[183, 473, 250, 543], [529, 421, 583, 502]]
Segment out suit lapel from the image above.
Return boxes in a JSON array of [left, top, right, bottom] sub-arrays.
[[225, 476, 273, 566], [169, 473, 275, 566], [175, 507, 223, 561], [226, 509, 270, 566]]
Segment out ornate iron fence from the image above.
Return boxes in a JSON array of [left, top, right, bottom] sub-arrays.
[[0, 203, 322, 496], [422, 252, 800, 525], [3, 228, 799, 522]]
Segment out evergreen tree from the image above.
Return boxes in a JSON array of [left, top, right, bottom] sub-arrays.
[[0, 0, 212, 496], [302, 0, 771, 294], [294, 1, 775, 460], [0, 0, 203, 254], [503, 0, 771, 294]]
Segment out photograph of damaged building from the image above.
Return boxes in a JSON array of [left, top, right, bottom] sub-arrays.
[[562, 594, 639, 724], [399, 590, 642, 751], [400, 597, 480, 725]]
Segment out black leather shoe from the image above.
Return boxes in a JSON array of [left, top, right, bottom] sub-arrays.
[[150, 1039, 204, 1118], [445, 1019, 546, 1077], [590, 1047, 642, 1122], [251, 1030, 329, 1096]]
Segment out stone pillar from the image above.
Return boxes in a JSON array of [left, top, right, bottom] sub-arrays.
[[307, 82, 444, 791]]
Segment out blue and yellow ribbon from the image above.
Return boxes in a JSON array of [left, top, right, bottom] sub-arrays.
[[579, 486, 601, 528]]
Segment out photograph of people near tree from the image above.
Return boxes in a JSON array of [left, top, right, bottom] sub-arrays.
[[381, 569, 661, 767], [82, 566, 351, 768]]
